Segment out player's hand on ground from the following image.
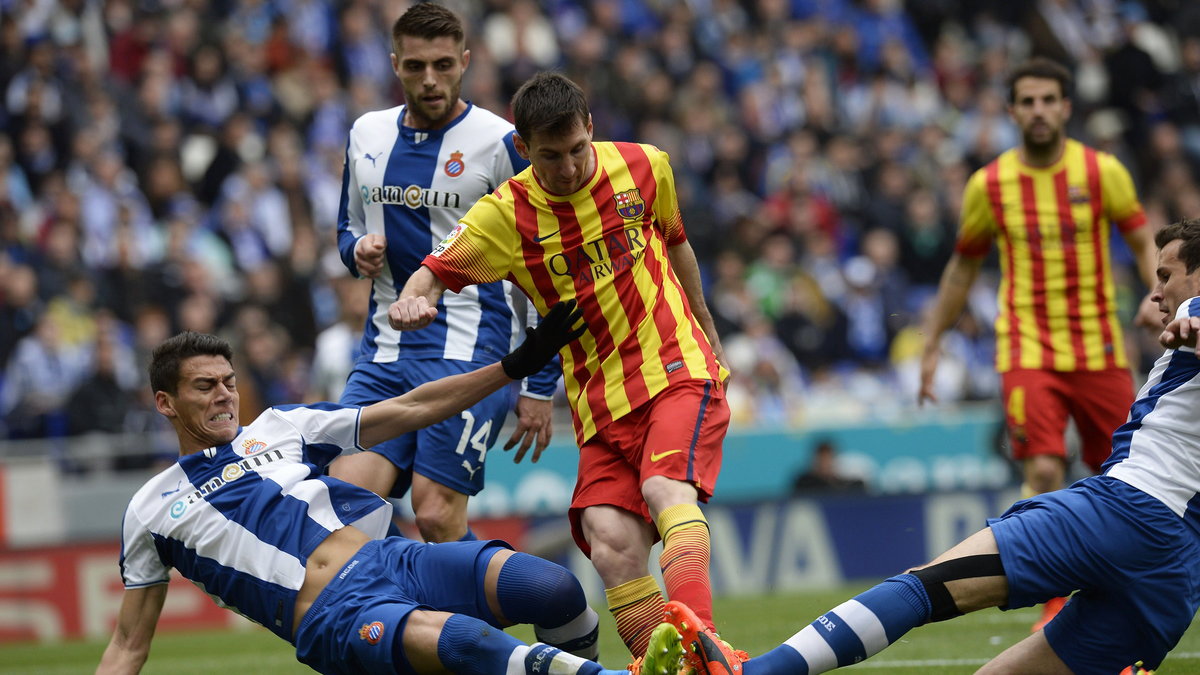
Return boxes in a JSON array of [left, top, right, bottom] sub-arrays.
[[388, 296, 438, 330], [505, 396, 553, 463], [1160, 315, 1200, 350], [918, 348, 939, 405], [355, 233, 387, 278], [501, 299, 588, 380], [1135, 292, 1165, 331]]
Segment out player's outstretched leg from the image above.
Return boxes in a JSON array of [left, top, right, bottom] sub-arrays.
[[665, 574, 933, 674]]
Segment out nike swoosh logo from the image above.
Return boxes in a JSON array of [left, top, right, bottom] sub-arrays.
[[650, 449, 684, 462], [533, 230, 560, 243]]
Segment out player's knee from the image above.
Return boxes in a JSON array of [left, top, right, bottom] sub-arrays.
[[414, 509, 466, 543], [498, 552, 588, 627]]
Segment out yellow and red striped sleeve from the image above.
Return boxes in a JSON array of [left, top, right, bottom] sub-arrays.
[[955, 160, 1003, 258], [424, 187, 522, 291]]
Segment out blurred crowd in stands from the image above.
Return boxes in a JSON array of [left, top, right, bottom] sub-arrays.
[[3, 0, 1200, 450]]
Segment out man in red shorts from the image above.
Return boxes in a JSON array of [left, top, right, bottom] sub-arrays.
[[918, 57, 1159, 632], [390, 72, 741, 673]]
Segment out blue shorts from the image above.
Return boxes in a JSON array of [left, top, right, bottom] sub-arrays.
[[294, 537, 510, 674], [340, 360, 511, 498], [988, 476, 1200, 671]]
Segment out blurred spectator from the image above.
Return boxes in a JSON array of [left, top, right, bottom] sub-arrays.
[[791, 438, 867, 495], [0, 260, 42, 366], [724, 311, 807, 427], [64, 315, 138, 436], [307, 257, 369, 403], [2, 312, 87, 439]]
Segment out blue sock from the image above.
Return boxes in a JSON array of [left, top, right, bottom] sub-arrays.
[[386, 519, 403, 538], [437, 614, 610, 674], [744, 574, 931, 675], [458, 527, 478, 541], [497, 552, 600, 659]]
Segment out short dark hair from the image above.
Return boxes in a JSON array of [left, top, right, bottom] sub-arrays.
[[392, 2, 464, 52], [511, 72, 590, 144], [1006, 57, 1072, 103], [149, 331, 233, 395], [1155, 218, 1200, 274]]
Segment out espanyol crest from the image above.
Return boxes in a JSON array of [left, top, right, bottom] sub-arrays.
[[358, 621, 385, 645], [613, 188, 645, 220], [444, 150, 465, 177]]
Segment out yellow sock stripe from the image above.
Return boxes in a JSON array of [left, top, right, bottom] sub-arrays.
[[605, 575, 661, 609], [606, 576, 665, 657], [656, 503, 708, 539]]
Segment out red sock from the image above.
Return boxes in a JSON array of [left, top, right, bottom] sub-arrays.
[[657, 503, 714, 630]]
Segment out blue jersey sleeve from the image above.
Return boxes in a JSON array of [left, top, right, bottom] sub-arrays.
[[335, 137, 364, 277], [522, 355, 562, 399]]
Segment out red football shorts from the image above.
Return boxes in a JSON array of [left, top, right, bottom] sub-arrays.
[[1001, 368, 1134, 472], [568, 379, 730, 557]]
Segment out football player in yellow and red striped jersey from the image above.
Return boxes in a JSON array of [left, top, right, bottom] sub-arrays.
[[390, 72, 742, 670], [918, 57, 1160, 634]]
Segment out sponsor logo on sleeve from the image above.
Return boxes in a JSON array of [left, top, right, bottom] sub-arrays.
[[431, 222, 467, 257]]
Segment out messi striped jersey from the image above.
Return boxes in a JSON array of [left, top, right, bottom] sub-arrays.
[[957, 139, 1147, 372], [423, 142, 726, 443], [1104, 297, 1200, 535], [117, 404, 390, 643], [335, 103, 544, 374]]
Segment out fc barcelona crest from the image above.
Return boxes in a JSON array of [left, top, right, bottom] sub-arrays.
[[444, 151, 465, 177], [613, 188, 645, 220]]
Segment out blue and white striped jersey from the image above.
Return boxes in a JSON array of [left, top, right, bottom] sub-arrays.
[[1104, 296, 1200, 535], [118, 404, 391, 643], [334, 103, 544, 375]]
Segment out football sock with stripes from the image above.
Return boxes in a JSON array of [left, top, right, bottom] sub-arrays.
[[606, 575, 667, 657], [496, 552, 600, 660], [656, 503, 715, 630], [742, 574, 931, 674], [437, 614, 621, 674]]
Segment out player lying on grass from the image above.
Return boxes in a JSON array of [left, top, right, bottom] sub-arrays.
[[95, 301, 684, 675], [658, 218, 1200, 675]]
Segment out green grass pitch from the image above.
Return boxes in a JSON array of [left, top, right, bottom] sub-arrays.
[[5, 586, 1200, 673]]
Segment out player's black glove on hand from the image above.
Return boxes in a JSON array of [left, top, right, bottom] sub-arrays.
[[501, 299, 587, 379]]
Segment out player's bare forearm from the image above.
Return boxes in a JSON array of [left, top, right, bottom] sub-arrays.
[[922, 254, 983, 353], [1123, 224, 1159, 291], [360, 362, 512, 447], [97, 584, 168, 675], [390, 266, 447, 330], [668, 241, 728, 368], [918, 253, 982, 405], [366, 300, 586, 447]]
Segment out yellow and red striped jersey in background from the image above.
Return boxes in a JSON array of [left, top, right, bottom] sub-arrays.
[[424, 141, 726, 444], [957, 138, 1147, 373]]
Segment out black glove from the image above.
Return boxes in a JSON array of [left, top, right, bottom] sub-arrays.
[[501, 299, 588, 379]]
